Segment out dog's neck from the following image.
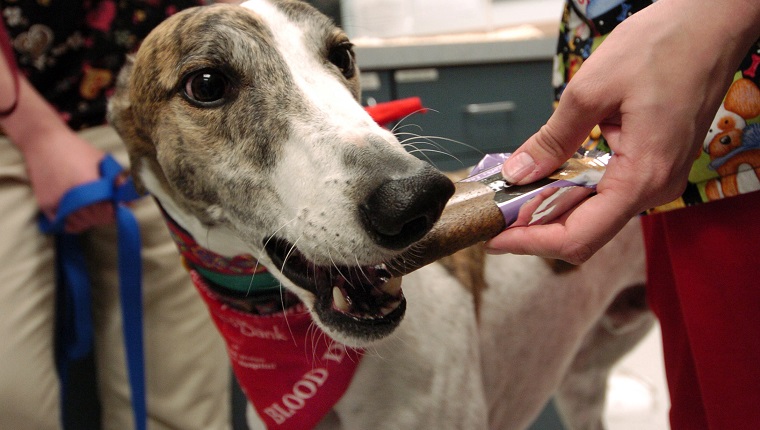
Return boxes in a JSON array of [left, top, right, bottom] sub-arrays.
[[139, 164, 251, 256], [158, 204, 273, 288], [158, 205, 305, 314]]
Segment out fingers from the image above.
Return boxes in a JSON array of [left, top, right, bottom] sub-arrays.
[[484, 187, 640, 264], [502, 87, 610, 185], [64, 203, 116, 234], [43, 202, 117, 234]]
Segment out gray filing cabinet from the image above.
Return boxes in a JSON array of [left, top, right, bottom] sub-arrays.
[[360, 60, 554, 171]]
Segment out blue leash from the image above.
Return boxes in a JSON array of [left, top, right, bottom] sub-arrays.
[[39, 155, 146, 430]]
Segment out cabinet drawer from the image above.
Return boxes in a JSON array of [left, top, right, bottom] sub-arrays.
[[359, 70, 394, 106], [393, 61, 553, 171]]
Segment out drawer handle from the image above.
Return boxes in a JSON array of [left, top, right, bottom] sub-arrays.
[[464, 101, 516, 114]]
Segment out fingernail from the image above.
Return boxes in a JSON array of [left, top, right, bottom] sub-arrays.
[[502, 152, 535, 184]]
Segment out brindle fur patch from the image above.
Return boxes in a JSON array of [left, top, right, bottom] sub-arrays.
[[111, 4, 307, 224]]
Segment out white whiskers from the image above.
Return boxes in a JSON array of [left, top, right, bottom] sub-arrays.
[[389, 112, 483, 169]]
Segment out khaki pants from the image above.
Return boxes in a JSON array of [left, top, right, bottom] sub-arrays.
[[0, 126, 230, 430]]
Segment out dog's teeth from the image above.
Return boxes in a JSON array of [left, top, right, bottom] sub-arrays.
[[381, 300, 401, 316], [381, 277, 403, 297], [332, 287, 350, 312]]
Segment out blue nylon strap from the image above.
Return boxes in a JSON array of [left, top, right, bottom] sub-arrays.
[[39, 154, 146, 430]]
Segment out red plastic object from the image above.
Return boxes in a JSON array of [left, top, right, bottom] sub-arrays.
[[364, 97, 426, 126]]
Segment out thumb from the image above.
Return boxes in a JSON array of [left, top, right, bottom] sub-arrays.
[[502, 91, 607, 185]]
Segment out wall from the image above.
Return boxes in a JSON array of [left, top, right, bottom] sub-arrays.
[[340, 0, 563, 39]]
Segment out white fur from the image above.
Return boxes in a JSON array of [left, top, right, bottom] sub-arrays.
[[242, 0, 376, 132]]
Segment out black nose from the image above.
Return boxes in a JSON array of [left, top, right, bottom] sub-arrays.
[[360, 165, 455, 250]]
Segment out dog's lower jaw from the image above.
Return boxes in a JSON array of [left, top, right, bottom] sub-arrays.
[[316, 302, 408, 348], [264, 236, 408, 345], [317, 279, 406, 346]]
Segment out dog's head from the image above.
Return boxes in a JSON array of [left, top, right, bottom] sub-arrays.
[[108, 0, 454, 345]]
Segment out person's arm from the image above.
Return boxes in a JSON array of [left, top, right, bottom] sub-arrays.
[[0, 55, 114, 233], [486, 0, 760, 263]]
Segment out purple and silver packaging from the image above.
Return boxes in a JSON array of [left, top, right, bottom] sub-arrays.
[[387, 150, 609, 276]]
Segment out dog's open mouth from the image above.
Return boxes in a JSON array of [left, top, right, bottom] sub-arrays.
[[265, 237, 406, 339]]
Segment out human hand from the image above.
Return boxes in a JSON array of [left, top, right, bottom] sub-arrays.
[[22, 130, 116, 234], [485, 0, 760, 263], [1, 76, 116, 234]]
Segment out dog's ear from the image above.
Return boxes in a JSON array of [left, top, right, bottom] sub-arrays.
[[108, 55, 152, 193]]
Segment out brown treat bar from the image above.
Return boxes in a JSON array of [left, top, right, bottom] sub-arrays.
[[386, 180, 504, 277]]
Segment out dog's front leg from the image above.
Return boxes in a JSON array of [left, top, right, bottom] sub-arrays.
[[553, 285, 655, 430]]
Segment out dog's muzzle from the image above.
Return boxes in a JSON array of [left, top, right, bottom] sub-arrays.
[[262, 165, 454, 341], [360, 165, 455, 250]]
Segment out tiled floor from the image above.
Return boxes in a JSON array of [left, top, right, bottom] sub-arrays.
[[604, 323, 670, 430]]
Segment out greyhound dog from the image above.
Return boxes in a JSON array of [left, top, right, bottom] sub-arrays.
[[108, 1, 653, 429]]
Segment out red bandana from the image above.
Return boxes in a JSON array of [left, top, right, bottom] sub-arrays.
[[193, 274, 363, 429], [158, 207, 363, 428]]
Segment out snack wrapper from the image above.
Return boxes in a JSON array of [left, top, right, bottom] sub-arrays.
[[463, 151, 609, 228]]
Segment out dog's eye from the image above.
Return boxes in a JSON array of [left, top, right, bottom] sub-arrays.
[[328, 42, 356, 79], [182, 69, 229, 107]]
